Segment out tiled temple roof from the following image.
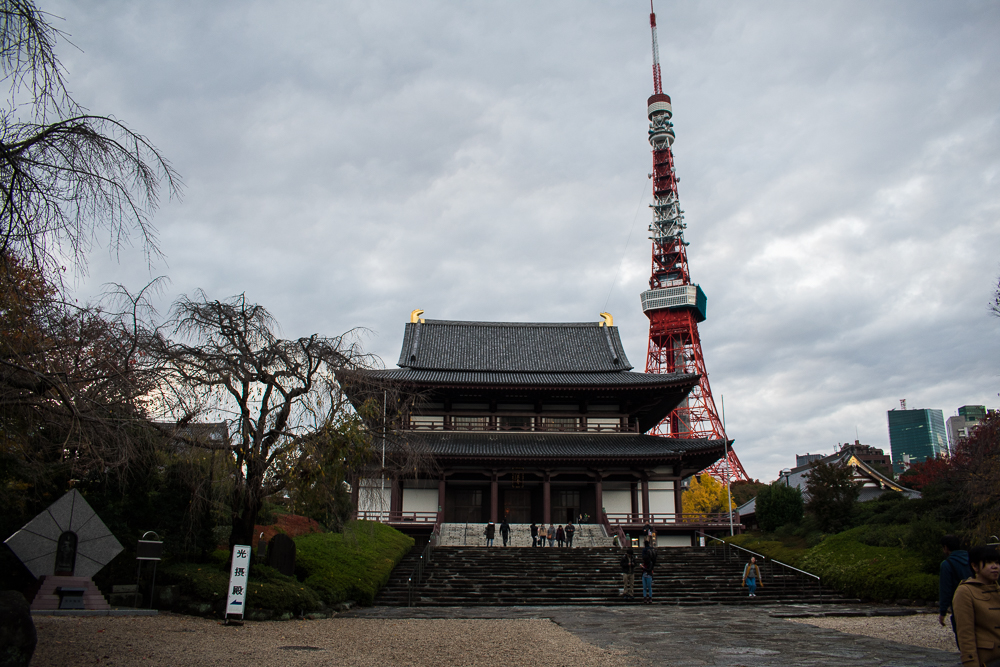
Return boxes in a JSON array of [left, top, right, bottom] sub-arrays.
[[397, 320, 632, 372]]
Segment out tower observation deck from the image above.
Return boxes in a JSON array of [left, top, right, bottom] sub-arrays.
[[641, 5, 748, 483]]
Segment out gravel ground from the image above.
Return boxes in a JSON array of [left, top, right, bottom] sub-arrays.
[[786, 613, 961, 654], [31, 614, 631, 667]]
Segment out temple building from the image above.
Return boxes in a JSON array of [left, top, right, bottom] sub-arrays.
[[342, 313, 733, 545]]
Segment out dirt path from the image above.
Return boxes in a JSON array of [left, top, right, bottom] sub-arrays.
[[32, 614, 631, 667]]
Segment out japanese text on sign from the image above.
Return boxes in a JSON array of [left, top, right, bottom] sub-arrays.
[[225, 544, 251, 618]]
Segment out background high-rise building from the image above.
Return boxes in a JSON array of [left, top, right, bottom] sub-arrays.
[[946, 405, 988, 452], [887, 407, 947, 473]]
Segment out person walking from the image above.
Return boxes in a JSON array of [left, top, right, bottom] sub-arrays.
[[484, 521, 496, 547], [530, 523, 538, 548], [556, 525, 565, 548], [547, 524, 555, 547], [500, 518, 511, 547], [620, 546, 635, 601], [640, 539, 656, 604], [952, 545, 1000, 667], [939, 534, 973, 645], [742, 557, 762, 597], [537, 524, 546, 547], [565, 521, 575, 548]]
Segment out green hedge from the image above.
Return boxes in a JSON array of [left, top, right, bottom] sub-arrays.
[[728, 528, 938, 601], [295, 520, 414, 606], [164, 561, 323, 614], [162, 520, 413, 613]]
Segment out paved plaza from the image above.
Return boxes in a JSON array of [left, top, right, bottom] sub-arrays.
[[344, 604, 960, 666]]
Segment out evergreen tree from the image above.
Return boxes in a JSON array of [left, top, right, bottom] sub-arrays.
[[805, 461, 859, 533], [755, 482, 804, 532]]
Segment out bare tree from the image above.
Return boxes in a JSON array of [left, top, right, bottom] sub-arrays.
[[993, 275, 1000, 319], [0, 0, 179, 283], [146, 292, 378, 549], [0, 0, 180, 484], [0, 264, 167, 519]]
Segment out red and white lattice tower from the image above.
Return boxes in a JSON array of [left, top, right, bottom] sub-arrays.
[[641, 3, 748, 483]]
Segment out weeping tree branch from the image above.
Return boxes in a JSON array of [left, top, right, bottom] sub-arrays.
[[143, 291, 381, 549], [0, 0, 180, 284]]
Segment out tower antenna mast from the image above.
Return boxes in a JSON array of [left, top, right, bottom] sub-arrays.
[[641, 2, 749, 484], [649, 1, 663, 96]]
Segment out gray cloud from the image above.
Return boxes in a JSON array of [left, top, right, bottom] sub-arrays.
[[49, 0, 1000, 481]]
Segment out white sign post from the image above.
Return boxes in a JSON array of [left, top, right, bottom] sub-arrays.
[[225, 544, 251, 623]]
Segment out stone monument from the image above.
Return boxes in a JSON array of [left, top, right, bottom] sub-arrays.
[[4, 489, 123, 611], [265, 533, 296, 577]]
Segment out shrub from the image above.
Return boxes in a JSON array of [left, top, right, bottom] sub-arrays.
[[756, 483, 804, 532], [164, 563, 228, 603], [798, 527, 937, 601], [728, 527, 938, 601], [296, 520, 414, 606], [726, 535, 808, 568], [164, 560, 322, 614]]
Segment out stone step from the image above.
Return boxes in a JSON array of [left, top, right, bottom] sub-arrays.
[[375, 542, 845, 607]]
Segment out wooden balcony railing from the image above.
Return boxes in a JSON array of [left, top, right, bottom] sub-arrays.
[[603, 511, 738, 527], [355, 511, 439, 524], [401, 422, 639, 433]]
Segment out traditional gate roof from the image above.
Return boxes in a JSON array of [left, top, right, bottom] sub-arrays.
[[398, 320, 632, 372]]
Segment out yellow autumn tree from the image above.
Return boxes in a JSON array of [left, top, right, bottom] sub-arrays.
[[682, 474, 736, 517]]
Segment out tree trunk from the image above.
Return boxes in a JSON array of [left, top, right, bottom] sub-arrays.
[[229, 477, 264, 552]]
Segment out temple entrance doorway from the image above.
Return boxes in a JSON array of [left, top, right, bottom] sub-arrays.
[[502, 489, 531, 523], [446, 488, 484, 523], [553, 490, 580, 525]]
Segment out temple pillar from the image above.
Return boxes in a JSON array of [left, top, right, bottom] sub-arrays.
[[641, 474, 650, 521], [390, 478, 402, 519], [595, 471, 604, 523], [490, 471, 498, 523], [674, 478, 684, 523], [630, 482, 639, 521], [438, 477, 446, 523], [350, 474, 360, 519], [542, 472, 551, 524]]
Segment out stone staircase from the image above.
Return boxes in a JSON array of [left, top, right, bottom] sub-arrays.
[[436, 523, 613, 548], [375, 545, 857, 606]]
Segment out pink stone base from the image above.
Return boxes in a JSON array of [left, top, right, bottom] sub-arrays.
[[30, 575, 111, 611]]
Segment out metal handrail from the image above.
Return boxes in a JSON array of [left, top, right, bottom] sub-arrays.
[[696, 531, 820, 582], [406, 536, 435, 607]]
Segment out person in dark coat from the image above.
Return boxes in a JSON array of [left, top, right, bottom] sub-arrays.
[[556, 525, 565, 547], [640, 539, 657, 604], [500, 519, 511, 547], [565, 521, 575, 548], [938, 534, 973, 644], [530, 523, 538, 547], [484, 522, 496, 547], [620, 546, 635, 600]]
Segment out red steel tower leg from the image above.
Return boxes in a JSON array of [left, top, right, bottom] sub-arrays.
[[642, 4, 747, 484]]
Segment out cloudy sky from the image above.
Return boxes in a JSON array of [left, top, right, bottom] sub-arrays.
[[48, 0, 1000, 482]]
